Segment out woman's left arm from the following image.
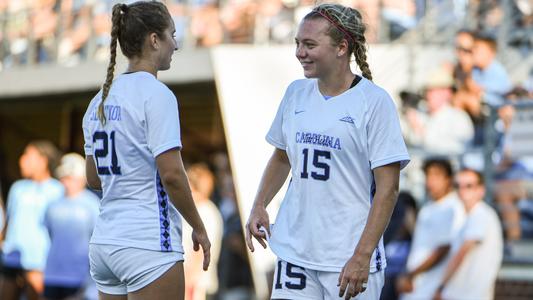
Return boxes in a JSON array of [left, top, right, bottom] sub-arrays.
[[338, 162, 400, 299], [85, 155, 102, 191]]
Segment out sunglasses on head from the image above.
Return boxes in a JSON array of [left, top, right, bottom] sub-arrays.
[[456, 46, 473, 54]]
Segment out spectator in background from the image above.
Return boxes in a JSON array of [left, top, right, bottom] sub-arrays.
[[510, 0, 533, 55], [381, 191, 417, 300], [453, 32, 512, 143], [221, 0, 256, 43], [167, 0, 188, 48], [0, 141, 63, 300], [452, 29, 475, 93], [493, 87, 533, 241], [91, 0, 112, 61], [381, 0, 417, 40], [434, 168, 503, 300], [471, 32, 512, 106], [57, 0, 92, 66], [472, 0, 504, 34], [398, 158, 465, 300], [3, 0, 31, 67], [404, 67, 474, 155], [350, 0, 381, 43], [42, 153, 99, 300], [254, 0, 294, 44], [210, 153, 254, 300], [190, 0, 224, 47], [183, 163, 223, 300], [217, 198, 254, 300], [31, 0, 58, 63]]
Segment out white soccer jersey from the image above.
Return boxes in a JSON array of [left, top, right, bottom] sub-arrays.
[[266, 78, 410, 273], [82, 71, 183, 253]]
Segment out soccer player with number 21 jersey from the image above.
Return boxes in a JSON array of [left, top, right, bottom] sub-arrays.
[[83, 2, 210, 299]]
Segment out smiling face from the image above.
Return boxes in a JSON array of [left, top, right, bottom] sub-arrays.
[[295, 18, 340, 79]]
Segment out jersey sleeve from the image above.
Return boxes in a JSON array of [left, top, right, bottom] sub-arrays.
[[266, 83, 293, 149], [367, 91, 410, 170], [82, 96, 99, 156], [145, 86, 182, 157], [82, 120, 93, 156]]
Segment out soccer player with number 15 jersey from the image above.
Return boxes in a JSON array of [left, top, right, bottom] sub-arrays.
[[246, 3, 410, 300]]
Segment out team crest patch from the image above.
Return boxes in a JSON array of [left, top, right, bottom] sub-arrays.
[[339, 116, 355, 124]]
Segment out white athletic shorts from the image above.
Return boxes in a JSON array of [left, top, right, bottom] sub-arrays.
[[270, 258, 384, 300], [89, 244, 184, 295]]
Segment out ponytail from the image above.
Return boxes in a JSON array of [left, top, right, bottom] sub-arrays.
[[98, 4, 126, 125]]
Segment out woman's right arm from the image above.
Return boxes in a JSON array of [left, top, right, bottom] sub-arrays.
[[245, 148, 290, 252], [156, 148, 211, 270]]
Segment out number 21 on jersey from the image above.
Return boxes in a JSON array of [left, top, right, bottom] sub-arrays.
[[93, 131, 121, 175]]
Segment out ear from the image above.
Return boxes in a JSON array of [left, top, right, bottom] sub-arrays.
[[149, 32, 159, 50], [337, 39, 349, 57]]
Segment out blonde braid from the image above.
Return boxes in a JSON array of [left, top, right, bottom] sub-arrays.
[[98, 4, 124, 126], [353, 34, 372, 81]]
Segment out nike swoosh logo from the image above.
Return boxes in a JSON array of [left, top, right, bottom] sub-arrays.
[[295, 110, 305, 115]]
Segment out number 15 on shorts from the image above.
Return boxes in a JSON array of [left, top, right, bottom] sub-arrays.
[[274, 259, 306, 290]]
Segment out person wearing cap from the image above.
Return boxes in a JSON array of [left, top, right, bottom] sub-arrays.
[[42, 153, 99, 300], [404, 67, 474, 155]]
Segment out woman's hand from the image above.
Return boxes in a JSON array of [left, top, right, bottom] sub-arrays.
[[245, 203, 270, 252], [338, 252, 371, 299], [192, 228, 211, 271]]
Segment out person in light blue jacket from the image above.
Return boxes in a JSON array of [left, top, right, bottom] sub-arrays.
[[0, 140, 63, 300]]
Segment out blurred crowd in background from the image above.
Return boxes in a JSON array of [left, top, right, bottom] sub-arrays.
[[0, 141, 254, 300], [0, 0, 532, 69], [387, 22, 533, 300], [0, 0, 533, 300]]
